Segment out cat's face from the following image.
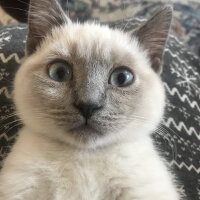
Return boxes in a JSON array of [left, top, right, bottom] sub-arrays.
[[14, 0, 172, 148]]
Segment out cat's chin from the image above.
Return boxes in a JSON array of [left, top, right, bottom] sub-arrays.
[[58, 118, 111, 147], [69, 121, 104, 139]]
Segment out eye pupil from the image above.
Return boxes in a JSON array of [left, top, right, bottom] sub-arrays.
[[117, 73, 126, 85], [56, 67, 66, 80], [48, 61, 72, 82]]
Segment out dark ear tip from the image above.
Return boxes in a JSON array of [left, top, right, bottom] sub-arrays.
[[151, 5, 173, 28], [161, 4, 173, 11], [158, 5, 173, 18]]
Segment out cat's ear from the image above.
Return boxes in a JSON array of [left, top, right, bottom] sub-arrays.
[[26, 0, 71, 55], [131, 6, 173, 73]]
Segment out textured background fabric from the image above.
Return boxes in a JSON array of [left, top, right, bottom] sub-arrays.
[[60, 0, 200, 57]]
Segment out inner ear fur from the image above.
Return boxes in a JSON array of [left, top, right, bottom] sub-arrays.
[[26, 0, 71, 55], [131, 6, 173, 73]]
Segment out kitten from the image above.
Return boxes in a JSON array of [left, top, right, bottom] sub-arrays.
[[0, 0, 180, 199]]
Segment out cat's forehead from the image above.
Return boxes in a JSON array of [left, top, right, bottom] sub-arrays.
[[46, 23, 141, 64]]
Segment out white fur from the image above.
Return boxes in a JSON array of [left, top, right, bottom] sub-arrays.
[[0, 22, 180, 200], [0, 128, 179, 200]]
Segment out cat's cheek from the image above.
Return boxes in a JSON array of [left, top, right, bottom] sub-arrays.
[[14, 67, 32, 120]]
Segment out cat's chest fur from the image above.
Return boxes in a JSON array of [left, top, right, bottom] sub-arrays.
[[42, 151, 132, 200], [8, 128, 152, 200], [1, 128, 179, 200]]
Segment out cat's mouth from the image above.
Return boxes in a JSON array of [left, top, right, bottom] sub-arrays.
[[69, 118, 103, 136]]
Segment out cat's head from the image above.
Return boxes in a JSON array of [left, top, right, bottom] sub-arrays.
[[14, 0, 172, 148]]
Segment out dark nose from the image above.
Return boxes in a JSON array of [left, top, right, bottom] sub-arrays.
[[74, 102, 102, 119]]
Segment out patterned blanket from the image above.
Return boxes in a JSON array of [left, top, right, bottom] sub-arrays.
[[59, 0, 200, 57]]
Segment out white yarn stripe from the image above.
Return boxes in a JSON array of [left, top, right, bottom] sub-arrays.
[[163, 117, 200, 140], [164, 83, 200, 112], [0, 53, 21, 64], [0, 87, 11, 98], [169, 160, 200, 174], [164, 48, 194, 69]]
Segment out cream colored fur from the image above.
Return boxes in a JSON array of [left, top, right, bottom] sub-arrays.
[[0, 128, 179, 200]]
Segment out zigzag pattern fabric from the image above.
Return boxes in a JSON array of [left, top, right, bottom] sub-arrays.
[[0, 19, 200, 199]]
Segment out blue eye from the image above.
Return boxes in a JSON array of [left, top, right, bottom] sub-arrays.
[[109, 68, 134, 87], [48, 61, 72, 82]]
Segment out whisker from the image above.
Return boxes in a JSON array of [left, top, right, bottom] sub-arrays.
[[159, 122, 185, 142], [158, 124, 193, 154], [0, 119, 22, 131], [15, 0, 30, 6], [2, 6, 29, 13], [3, 122, 23, 136], [0, 113, 19, 123], [155, 128, 178, 161]]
